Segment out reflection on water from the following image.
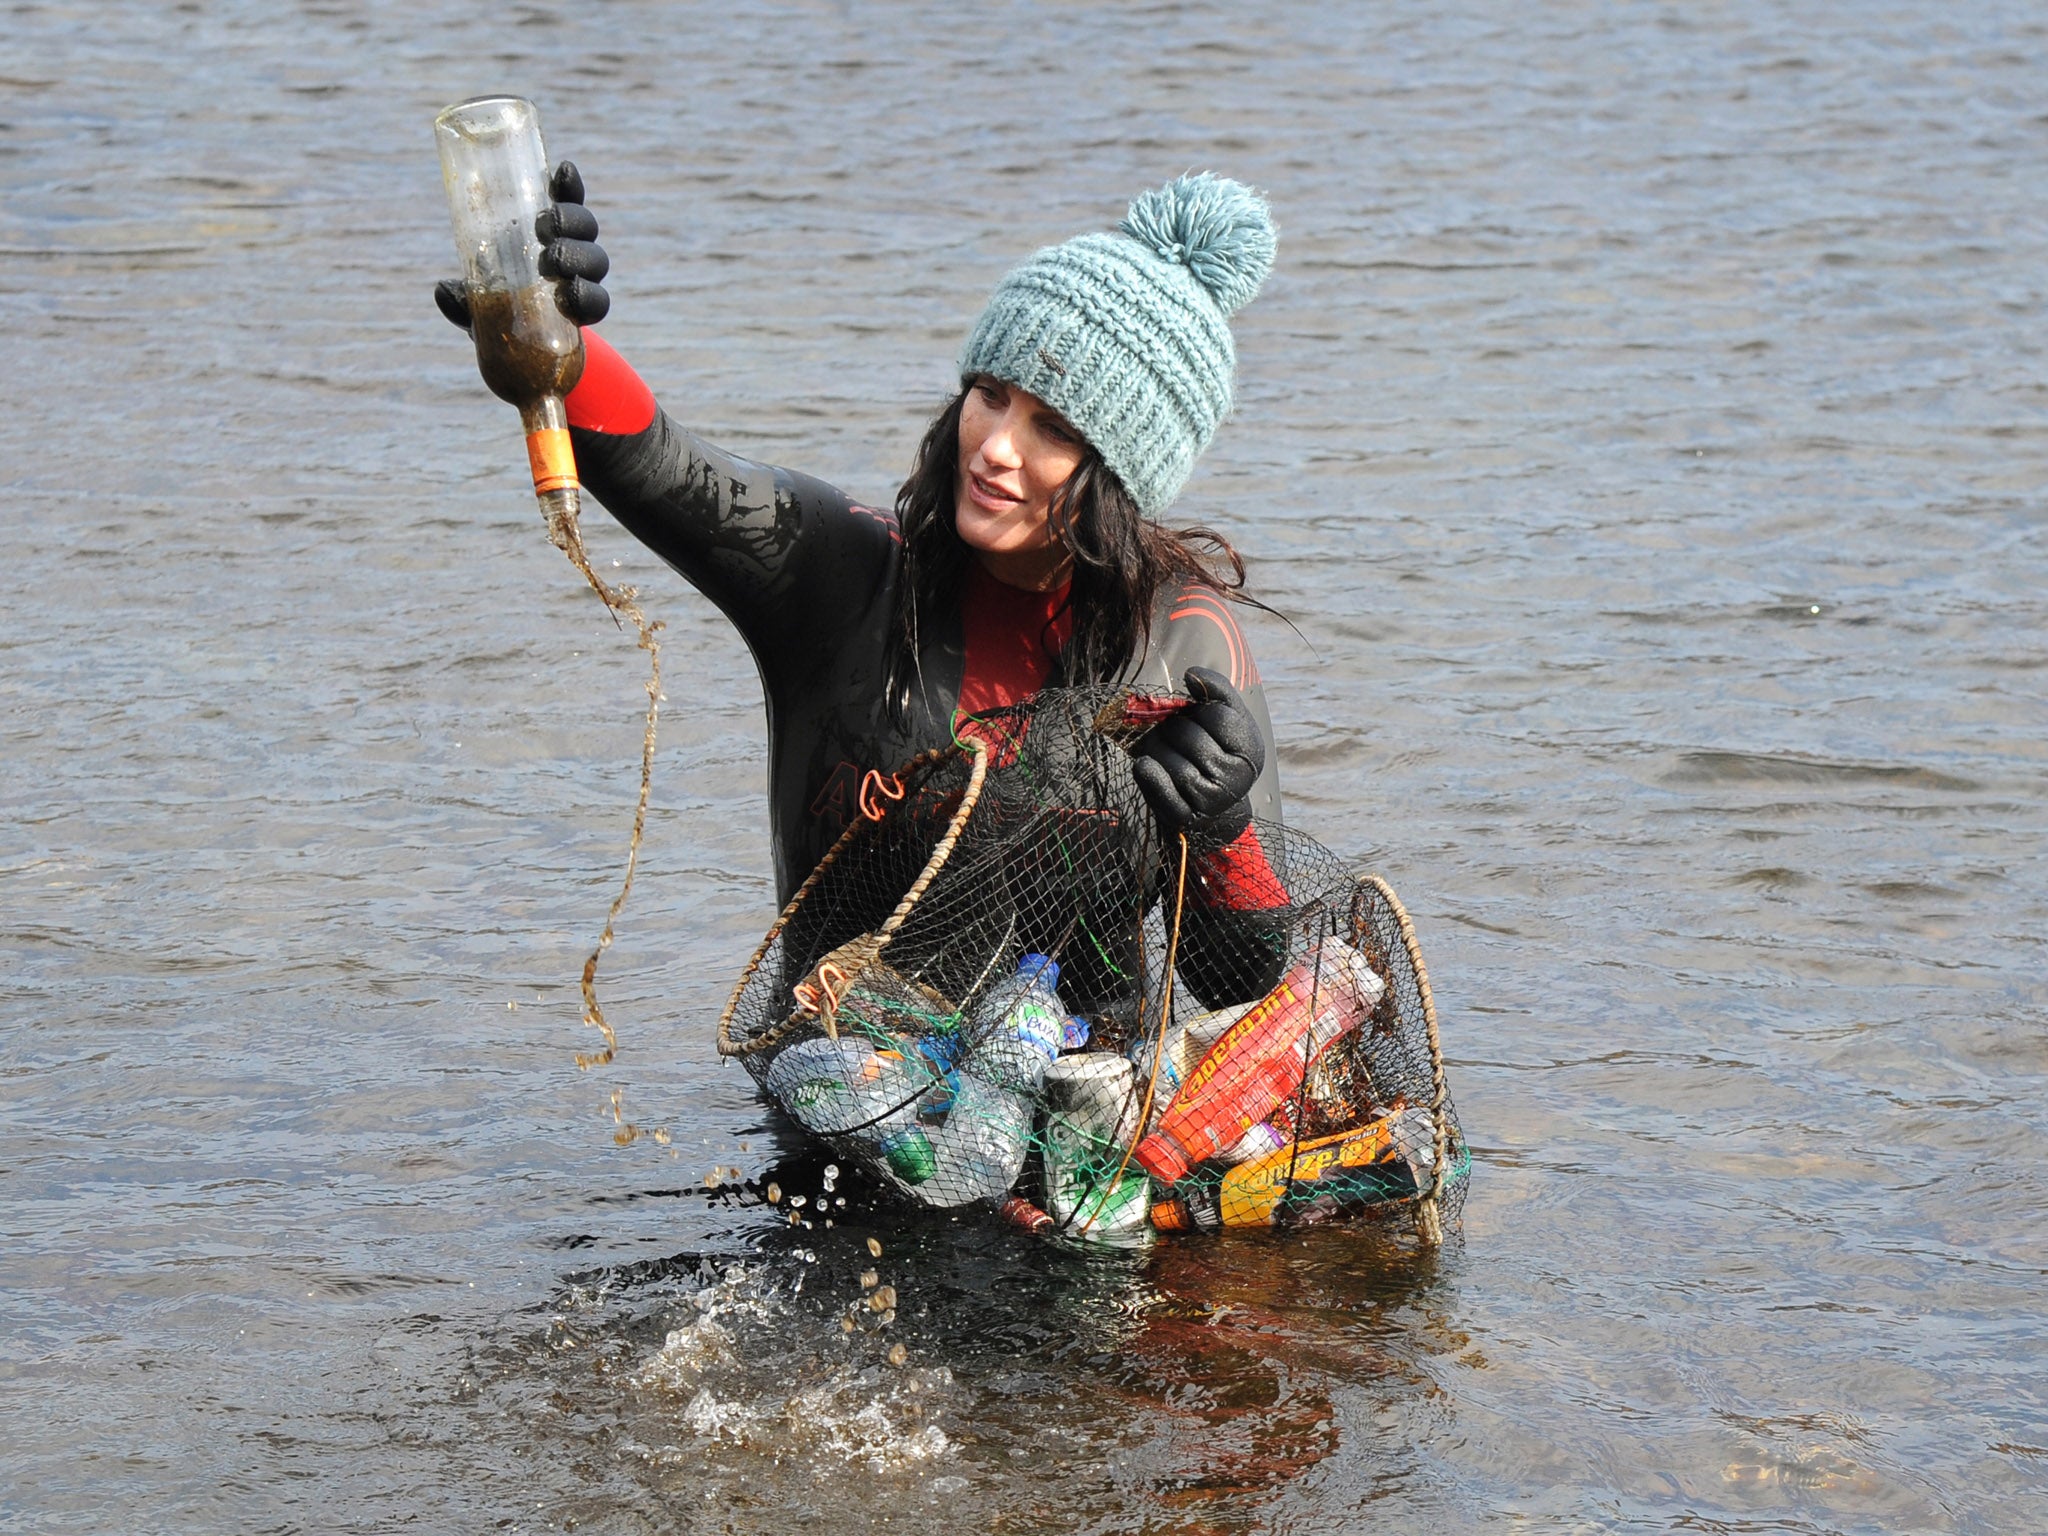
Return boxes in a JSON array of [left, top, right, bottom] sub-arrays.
[[4, 0, 2047, 1531]]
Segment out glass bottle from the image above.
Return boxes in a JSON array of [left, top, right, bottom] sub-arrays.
[[434, 95, 585, 526]]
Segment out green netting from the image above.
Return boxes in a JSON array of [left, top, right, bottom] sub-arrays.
[[718, 686, 1467, 1246]]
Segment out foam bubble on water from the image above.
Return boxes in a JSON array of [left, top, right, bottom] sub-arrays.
[[636, 1316, 738, 1390], [650, 1361, 956, 1470], [681, 1386, 763, 1442], [621, 1260, 956, 1472], [781, 1369, 955, 1471]]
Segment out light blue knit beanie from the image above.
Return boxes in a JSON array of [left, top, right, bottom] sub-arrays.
[[957, 173, 1277, 517]]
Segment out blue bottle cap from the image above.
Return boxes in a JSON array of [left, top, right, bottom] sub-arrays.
[[1018, 952, 1060, 990]]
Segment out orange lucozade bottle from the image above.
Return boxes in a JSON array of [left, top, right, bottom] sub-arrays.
[[1148, 1104, 1414, 1231], [1133, 936, 1385, 1185]]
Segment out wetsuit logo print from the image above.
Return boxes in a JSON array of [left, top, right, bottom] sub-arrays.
[[844, 503, 904, 544], [810, 761, 866, 833]]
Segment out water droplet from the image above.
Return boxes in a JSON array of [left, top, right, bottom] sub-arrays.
[[824, 1164, 839, 1180], [791, 1194, 807, 1208], [766, 1183, 781, 1204], [867, 1238, 883, 1259]]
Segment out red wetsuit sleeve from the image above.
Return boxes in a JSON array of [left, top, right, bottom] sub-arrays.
[[565, 329, 657, 436], [1190, 822, 1290, 911]]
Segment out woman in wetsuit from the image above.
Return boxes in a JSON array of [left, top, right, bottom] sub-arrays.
[[438, 167, 1289, 1008]]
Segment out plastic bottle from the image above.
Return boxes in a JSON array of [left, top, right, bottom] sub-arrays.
[[927, 955, 1066, 1203], [1041, 1054, 1150, 1241], [1133, 936, 1385, 1184], [1276, 1106, 1438, 1224], [1149, 1104, 1424, 1231], [434, 96, 585, 526], [1125, 1000, 1252, 1124], [1216, 1100, 1295, 1167], [762, 1037, 937, 1185]]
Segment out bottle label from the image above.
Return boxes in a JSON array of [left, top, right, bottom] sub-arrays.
[[525, 426, 579, 495]]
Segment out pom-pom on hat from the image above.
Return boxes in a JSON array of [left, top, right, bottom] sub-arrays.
[[957, 173, 1277, 517]]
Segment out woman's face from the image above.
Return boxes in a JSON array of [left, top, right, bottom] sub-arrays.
[[955, 375, 1087, 590]]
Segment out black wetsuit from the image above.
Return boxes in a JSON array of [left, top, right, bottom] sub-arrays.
[[564, 333, 1286, 1000]]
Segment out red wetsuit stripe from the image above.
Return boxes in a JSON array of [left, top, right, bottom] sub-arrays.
[[954, 563, 1073, 719], [1167, 586, 1258, 689], [1192, 822, 1290, 911], [566, 329, 658, 436]]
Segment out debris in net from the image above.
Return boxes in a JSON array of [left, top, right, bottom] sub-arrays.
[[712, 686, 1465, 1244]]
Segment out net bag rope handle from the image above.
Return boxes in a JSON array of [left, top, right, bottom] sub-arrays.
[[716, 736, 991, 1058], [1357, 873, 1450, 1248]]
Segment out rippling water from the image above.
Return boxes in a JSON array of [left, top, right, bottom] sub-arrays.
[[4, 2, 2046, 1531]]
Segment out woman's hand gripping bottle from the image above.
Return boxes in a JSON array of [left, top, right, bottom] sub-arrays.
[[762, 1037, 938, 1186], [434, 97, 586, 525], [929, 954, 1067, 1204], [1133, 935, 1385, 1185]]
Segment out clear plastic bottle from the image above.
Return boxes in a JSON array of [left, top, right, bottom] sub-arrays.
[[761, 1037, 937, 1185], [434, 95, 586, 527], [929, 955, 1067, 1203]]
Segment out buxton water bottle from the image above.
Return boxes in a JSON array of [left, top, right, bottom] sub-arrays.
[[762, 1036, 937, 1185], [929, 954, 1066, 1202]]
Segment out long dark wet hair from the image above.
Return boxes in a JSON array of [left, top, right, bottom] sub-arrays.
[[883, 381, 1250, 727]]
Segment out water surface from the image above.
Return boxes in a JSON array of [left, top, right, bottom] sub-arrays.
[[3, 2, 2045, 1531]]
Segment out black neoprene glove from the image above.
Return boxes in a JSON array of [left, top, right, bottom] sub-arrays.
[[433, 160, 611, 331], [1132, 667, 1267, 842]]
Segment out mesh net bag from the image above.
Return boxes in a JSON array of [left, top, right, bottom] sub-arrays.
[[717, 686, 1469, 1246]]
